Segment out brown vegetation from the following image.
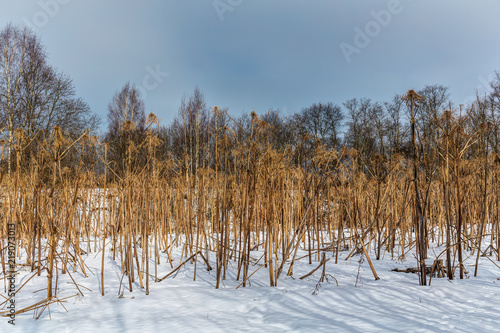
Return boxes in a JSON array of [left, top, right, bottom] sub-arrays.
[[1, 91, 499, 317]]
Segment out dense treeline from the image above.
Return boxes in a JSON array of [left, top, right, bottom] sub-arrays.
[[99, 81, 500, 184], [1, 24, 500, 181]]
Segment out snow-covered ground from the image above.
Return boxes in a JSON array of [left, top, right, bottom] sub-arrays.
[[2, 240, 500, 332]]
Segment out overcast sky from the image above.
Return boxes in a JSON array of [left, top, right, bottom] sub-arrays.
[[1, 0, 500, 132]]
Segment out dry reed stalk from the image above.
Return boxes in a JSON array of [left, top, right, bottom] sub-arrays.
[[5, 106, 500, 319]]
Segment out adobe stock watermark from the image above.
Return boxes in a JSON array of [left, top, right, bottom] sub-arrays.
[[7, 222, 16, 325], [213, 0, 244, 22], [136, 65, 169, 99], [22, 0, 71, 31], [340, 0, 410, 64], [462, 74, 495, 106]]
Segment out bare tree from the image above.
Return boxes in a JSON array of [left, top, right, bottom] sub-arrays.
[[343, 98, 377, 155], [169, 87, 210, 175], [487, 71, 500, 152], [416, 84, 450, 149], [299, 102, 343, 148], [0, 24, 98, 173], [0, 24, 32, 174], [257, 109, 295, 150], [384, 94, 409, 156], [104, 82, 146, 178], [106, 82, 145, 132]]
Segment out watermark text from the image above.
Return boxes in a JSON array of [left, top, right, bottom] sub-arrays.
[[137, 65, 169, 99], [340, 0, 407, 63], [7, 222, 16, 325], [213, 0, 244, 22], [23, 0, 72, 31]]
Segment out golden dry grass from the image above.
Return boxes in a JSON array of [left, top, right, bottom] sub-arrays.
[[1, 112, 499, 308]]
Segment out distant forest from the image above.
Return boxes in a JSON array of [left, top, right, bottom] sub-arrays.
[[1, 24, 499, 180]]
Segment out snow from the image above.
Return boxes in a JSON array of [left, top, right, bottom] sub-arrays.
[[2, 240, 500, 332]]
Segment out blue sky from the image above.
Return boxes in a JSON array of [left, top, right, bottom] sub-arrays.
[[1, 0, 500, 132]]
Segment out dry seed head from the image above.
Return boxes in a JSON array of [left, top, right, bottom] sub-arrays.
[[257, 119, 269, 130], [52, 126, 67, 151], [147, 113, 159, 127], [313, 144, 327, 158], [121, 120, 136, 132], [127, 141, 136, 154], [14, 128, 25, 141], [149, 135, 163, 148], [438, 110, 456, 130], [62, 166, 71, 175], [480, 121, 494, 134], [390, 153, 403, 166], [494, 154, 500, 165], [250, 111, 258, 123], [372, 153, 385, 164], [402, 89, 423, 104], [442, 110, 453, 120], [82, 133, 98, 148], [82, 133, 90, 145], [329, 149, 338, 160], [90, 135, 99, 146], [40, 149, 52, 161]]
